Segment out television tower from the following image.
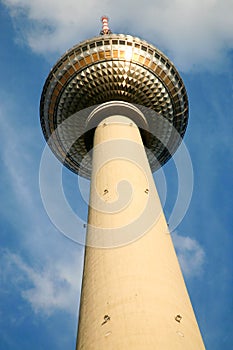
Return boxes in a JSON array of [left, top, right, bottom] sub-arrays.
[[40, 17, 205, 349]]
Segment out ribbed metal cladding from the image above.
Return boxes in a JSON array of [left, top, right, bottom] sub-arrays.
[[40, 34, 188, 178]]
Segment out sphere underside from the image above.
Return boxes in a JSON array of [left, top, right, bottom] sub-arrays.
[[40, 34, 188, 178]]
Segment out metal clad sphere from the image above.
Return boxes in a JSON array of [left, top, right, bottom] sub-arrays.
[[40, 34, 188, 178]]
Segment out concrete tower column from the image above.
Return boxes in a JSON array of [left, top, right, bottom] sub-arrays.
[[76, 115, 205, 349]]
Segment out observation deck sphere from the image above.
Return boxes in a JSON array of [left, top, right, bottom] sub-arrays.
[[40, 34, 189, 178]]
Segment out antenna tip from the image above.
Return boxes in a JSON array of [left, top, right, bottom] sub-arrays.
[[100, 15, 112, 35], [101, 15, 109, 21]]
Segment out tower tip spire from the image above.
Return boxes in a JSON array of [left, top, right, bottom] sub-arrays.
[[100, 15, 112, 35]]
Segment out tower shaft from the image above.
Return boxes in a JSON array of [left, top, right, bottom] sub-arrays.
[[76, 115, 205, 349]]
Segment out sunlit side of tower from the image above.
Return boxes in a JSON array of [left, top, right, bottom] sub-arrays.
[[40, 17, 205, 349]]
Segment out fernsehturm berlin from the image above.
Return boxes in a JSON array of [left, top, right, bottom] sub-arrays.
[[40, 17, 205, 349]]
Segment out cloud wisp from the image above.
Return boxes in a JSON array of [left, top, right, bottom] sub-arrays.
[[0, 100, 84, 316], [2, 0, 233, 71], [0, 249, 82, 316], [172, 231, 205, 278]]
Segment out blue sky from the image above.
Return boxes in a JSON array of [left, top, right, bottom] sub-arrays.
[[0, 0, 232, 349]]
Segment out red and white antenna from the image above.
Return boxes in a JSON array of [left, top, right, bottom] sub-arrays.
[[100, 16, 112, 35]]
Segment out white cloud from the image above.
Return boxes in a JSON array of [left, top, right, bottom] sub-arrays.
[[0, 111, 36, 218], [2, 0, 233, 71], [172, 231, 205, 277], [0, 100, 85, 315], [0, 249, 82, 315]]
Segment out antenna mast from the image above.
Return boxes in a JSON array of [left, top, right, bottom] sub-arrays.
[[100, 16, 112, 35]]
